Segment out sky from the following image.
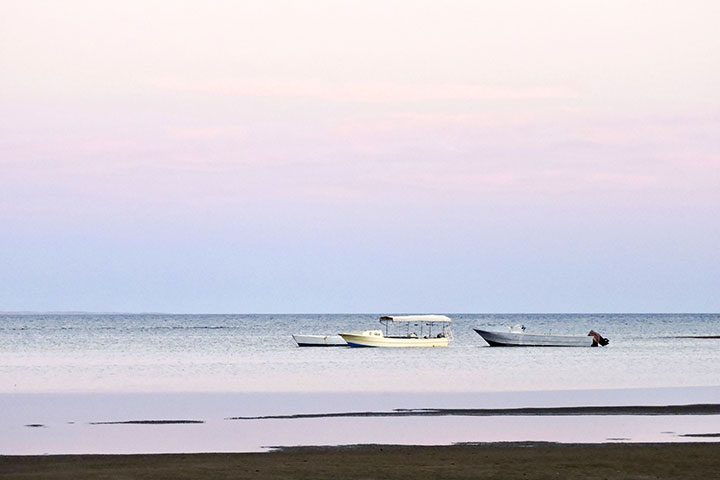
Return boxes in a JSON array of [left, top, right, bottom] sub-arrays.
[[1, 0, 719, 313]]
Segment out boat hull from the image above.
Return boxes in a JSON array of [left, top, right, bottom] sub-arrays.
[[473, 329, 596, 347], [292, 334, 347, 347], [339, 333, 448, 348]]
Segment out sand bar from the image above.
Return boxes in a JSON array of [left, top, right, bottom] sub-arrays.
[[228, 403, 720, 420]]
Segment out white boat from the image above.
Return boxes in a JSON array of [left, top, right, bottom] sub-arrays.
[[473, 325, 609, 347], [339, 315, 452, 348], [292, 334, 347, 347]]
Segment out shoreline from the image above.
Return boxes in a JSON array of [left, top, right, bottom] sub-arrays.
[[2, 443, 720, 479]]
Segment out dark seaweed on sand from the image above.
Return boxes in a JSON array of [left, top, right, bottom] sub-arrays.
[[227, 403, 720, 420], [89, 420, 204, 425]]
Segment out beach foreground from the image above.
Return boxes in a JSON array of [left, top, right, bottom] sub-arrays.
[[2, 443, 719, 480]]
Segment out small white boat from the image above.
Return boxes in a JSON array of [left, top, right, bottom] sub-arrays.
[[339, 315, 452, 348], [292, 334, 347, 347], [473, 325, 609, 347]]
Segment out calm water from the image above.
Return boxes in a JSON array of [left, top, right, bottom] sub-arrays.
[[2, 313, 720, 454], [1, 313, 719, 393]]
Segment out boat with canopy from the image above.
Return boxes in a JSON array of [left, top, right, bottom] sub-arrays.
[[339, 315, 452, 348]]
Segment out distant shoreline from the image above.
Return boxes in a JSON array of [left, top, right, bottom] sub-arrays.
[[3, 311, 720, 315]]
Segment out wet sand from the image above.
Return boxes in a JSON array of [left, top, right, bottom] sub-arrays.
[[228, 403, 720, 420], [5, 393, 720, 454], [2, 443, 720, 479]]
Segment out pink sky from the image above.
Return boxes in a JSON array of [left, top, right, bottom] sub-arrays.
[[1, 1, 719, 312]]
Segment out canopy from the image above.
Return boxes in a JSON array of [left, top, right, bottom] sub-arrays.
[[379, 315, 451, 323]]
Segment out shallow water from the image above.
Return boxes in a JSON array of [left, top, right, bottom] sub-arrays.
[[1, 313, 719, 393], [2, 389, 720, 454], [2, 314, 719, 453]]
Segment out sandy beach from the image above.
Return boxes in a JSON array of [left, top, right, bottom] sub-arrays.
[[3, 443, 720, 479]]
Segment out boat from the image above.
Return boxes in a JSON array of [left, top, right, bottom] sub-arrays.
[[292, 334, 347, 347], [473, 325, 609, 347], [339, 315, 452, 348]]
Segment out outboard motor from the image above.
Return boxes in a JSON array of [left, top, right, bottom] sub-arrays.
[[588, 330, 610, 347]]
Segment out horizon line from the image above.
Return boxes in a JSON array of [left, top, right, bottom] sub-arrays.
[[1, 311, 718, 316]]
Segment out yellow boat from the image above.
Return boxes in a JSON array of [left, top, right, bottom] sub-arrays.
[[339, 315, 452, 348]]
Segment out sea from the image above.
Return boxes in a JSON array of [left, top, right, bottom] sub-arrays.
[[1, 313, 719, 454]]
